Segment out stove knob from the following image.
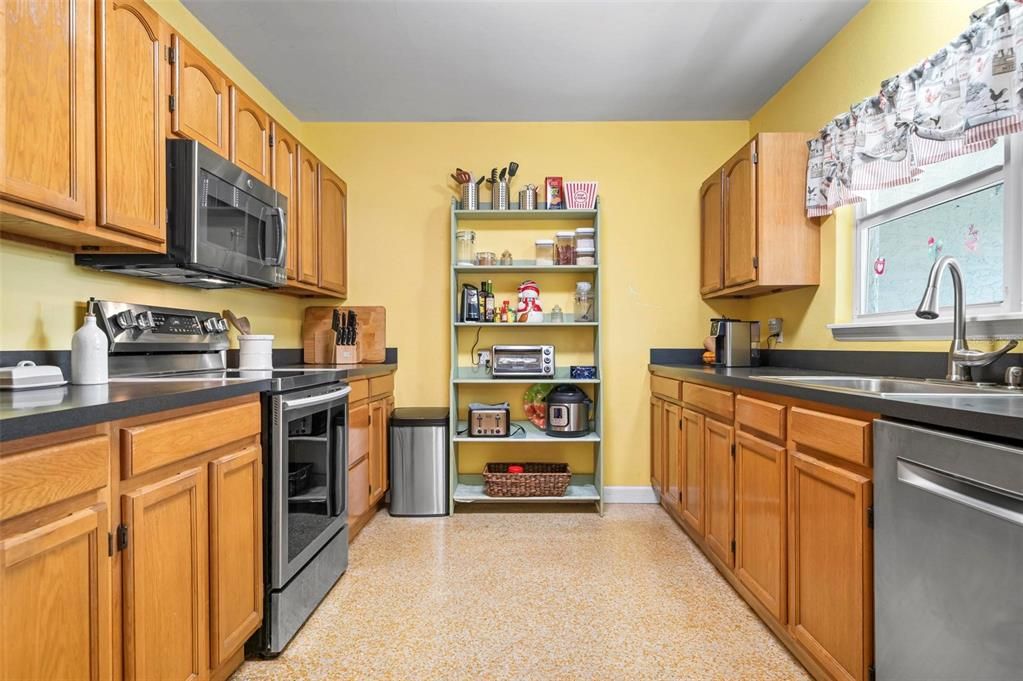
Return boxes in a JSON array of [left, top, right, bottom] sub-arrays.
[[215, 318, 229, 332], [135, 311, 155, 330], [115, 310, 136, 329], [203, 317, 219, 333]]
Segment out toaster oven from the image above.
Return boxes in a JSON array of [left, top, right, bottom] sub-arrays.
[[491, 345, 555, 378]]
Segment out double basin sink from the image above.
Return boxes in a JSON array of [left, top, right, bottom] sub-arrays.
[[757, 375, 1020, 398]]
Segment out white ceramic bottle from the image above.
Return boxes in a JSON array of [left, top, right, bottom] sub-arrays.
[[72, 312, 109, 385]]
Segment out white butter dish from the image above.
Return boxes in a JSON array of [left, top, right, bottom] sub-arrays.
[[0, 361, 67, 390]]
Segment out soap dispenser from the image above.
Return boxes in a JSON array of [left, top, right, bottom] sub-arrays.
[[72, 304, 109, 385]]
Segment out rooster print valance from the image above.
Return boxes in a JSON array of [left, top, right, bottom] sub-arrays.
[[806, 0, 1023, 218]]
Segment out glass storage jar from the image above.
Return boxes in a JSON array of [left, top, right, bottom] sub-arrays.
[[555, 231, 576, 265], [575, 247, 595, 265], [574, 282, 594, 322], [476, 251, 497, 266], [456, 230, 476, 265], [535, 239, 555, 266]]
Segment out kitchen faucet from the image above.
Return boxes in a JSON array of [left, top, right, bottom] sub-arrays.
[[915, 256, 1017, 382]]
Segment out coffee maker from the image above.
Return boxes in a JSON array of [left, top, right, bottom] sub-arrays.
[[709, 318, 760, 367], [460, 283, 480, 322]]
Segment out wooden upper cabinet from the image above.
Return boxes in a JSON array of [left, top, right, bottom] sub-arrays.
[[680, 408, 705, 536], [699, 172, 724, 295], [0, 504, 112, 681], [723, 141, 757, 288], [122, 467, 208, 681], [208, 446, 263, 668], [97, 0, 165, 243], [318, 165, 348, 296], [271, 123, 299, 279], [1, 0, 92, 219], [296, 146, 320, 286], [700, 133, 819, 299], [788, 450, 872, 681], [170, 34, 229, 158], [230, 87, 270, 185], [704, 417, 735, 568], [735, 431, 787, 622]]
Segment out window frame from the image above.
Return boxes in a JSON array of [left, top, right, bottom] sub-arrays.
[[838, 133, 1023, 339]]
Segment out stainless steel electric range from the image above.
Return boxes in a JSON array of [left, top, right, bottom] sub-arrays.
[[94, 299, 351, 656]]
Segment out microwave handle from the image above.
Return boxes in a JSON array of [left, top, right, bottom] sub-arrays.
[[272, 207, 287, 266]]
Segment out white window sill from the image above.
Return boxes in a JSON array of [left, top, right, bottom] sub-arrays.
[[829, 313, 1023, 341]]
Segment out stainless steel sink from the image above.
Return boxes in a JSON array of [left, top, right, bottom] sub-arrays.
[[758, 375, 1019, 397]]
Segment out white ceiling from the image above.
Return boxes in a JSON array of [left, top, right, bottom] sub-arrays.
[[182, 0, 867, 122]]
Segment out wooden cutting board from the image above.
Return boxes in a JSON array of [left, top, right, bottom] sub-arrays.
[[303, 306, 387, 364]]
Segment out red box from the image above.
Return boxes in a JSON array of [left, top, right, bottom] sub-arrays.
[[545, 177, 563, 210]]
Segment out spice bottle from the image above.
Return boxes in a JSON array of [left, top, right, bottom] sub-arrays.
[[500, 301, 510, 323]]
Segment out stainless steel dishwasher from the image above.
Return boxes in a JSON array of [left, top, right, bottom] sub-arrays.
[[874, 420, 1023, 681]]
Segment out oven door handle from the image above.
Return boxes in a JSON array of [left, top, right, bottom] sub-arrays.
[[282, 385, 351, 410]]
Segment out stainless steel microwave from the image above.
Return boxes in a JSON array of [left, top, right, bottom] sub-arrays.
[[491, 345, 556, 378], [76, 140, 287, 289]]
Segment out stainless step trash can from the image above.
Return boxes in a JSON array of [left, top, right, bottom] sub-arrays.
[[389, 408, 449, 516]]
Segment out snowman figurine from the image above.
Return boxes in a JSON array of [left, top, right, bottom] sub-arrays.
[[516, 280, 545, 323]]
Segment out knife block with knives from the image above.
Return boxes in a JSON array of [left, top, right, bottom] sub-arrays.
[[303, 306, 386, 365]]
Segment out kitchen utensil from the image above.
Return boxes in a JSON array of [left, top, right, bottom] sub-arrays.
[[303, 306, 386, 364], [491, 180, 509, 210], [508, 161, 519, 179], [332, 309, 343, 345], [490, 168, 498, 184], [499, 167, 507, 182], [223, 309, 252, 335], [0, 361, 67, 390], [518, 186, 537, 210], [476, 176, 485, 188], [545, 384, 592, 438]]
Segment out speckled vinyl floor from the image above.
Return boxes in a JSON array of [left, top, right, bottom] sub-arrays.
[[233, 505, 809, 681]]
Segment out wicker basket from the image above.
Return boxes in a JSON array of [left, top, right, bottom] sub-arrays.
[[482, 463, 571, 498]]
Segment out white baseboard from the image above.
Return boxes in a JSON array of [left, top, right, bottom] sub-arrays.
[[604, 486, 658, 504]]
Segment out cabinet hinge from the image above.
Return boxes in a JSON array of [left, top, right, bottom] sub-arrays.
[[108, 532, 114, 557], [730, 443, 736, 457], [752, 256, 759, 269], [168, 95, 176, 113], [751, 151, 758, 164], [867, 506, 874, 529], [269, 133, 276, 147], [730, 539, 736, 554], [679, 419, 684, 430], [116, 524, 129, 552], [868, 665, 876, 681], [166, 46, 177, 64]]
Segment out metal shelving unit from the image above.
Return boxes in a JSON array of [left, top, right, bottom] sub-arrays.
[[449, 197, 604, 514]]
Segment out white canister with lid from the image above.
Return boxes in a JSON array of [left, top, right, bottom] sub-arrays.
[[72, 312, 109, 384], [535, 239, 555, 266], [575, 227, 595, 251], [575, 247, 596, 265], [238, 334, 275, 370]]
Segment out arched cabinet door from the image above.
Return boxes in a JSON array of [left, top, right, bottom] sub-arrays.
[[270, 123, 299, 280], [97, 0, 166, 243], [699, 172, 724, 294], [170, 34, 229, 158], [723, 141, 758, 288], [318, 165, 348, 296], [230, 87, 270, 185]]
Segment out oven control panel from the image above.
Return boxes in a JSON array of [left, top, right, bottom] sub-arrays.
[[92, 299, 229, 354]]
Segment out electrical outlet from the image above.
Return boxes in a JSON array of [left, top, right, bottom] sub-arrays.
[[768, 317, 783, 343]]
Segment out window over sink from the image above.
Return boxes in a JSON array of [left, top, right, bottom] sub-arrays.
[[843, 133, 1023, 339]]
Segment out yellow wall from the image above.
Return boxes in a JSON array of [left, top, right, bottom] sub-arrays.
[[303, 121, 750, 485], [747, 0, 988, 352]]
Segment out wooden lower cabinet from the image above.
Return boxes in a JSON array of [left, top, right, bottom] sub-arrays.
[[735, 431, 786, 622], [208, 445, 263, 668], [703, 417, 734, 568], [0, 504, 112, 681], [122, 466, 209, 681], [680, 408, 705, 535], [788, 450, 873, 681], [349, 456, 370, 523], [348, 375, 396, 541], [664, 402, 682, 511], [649, 396, 665, 496], [368, 397, 388, 505]]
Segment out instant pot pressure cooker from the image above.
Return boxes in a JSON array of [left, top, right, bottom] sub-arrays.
[[545, 385, 592, 438]]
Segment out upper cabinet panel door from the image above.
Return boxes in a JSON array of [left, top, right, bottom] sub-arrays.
[[723, 141, 758, 287], [270, 123, 299, 279], [229, 87, 270, 185], [97, 0, 165, 243], [0, 504, 112, 681], [318, 165, 348, 296], [296, 146, 320, 286], [122, 467, 208, 681], [699, 172, 723, 295], [170, 34, 228, 158], [1, 0, 91, 219]]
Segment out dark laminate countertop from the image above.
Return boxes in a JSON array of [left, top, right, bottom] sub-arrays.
[[0, 364, 396, 443], [649, 364, 1023, 443]]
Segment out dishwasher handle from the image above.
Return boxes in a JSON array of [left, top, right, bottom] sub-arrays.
[[897, 459, 1023, 528]]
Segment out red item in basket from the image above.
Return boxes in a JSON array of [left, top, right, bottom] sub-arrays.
[[507, 465, 525, 474]]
